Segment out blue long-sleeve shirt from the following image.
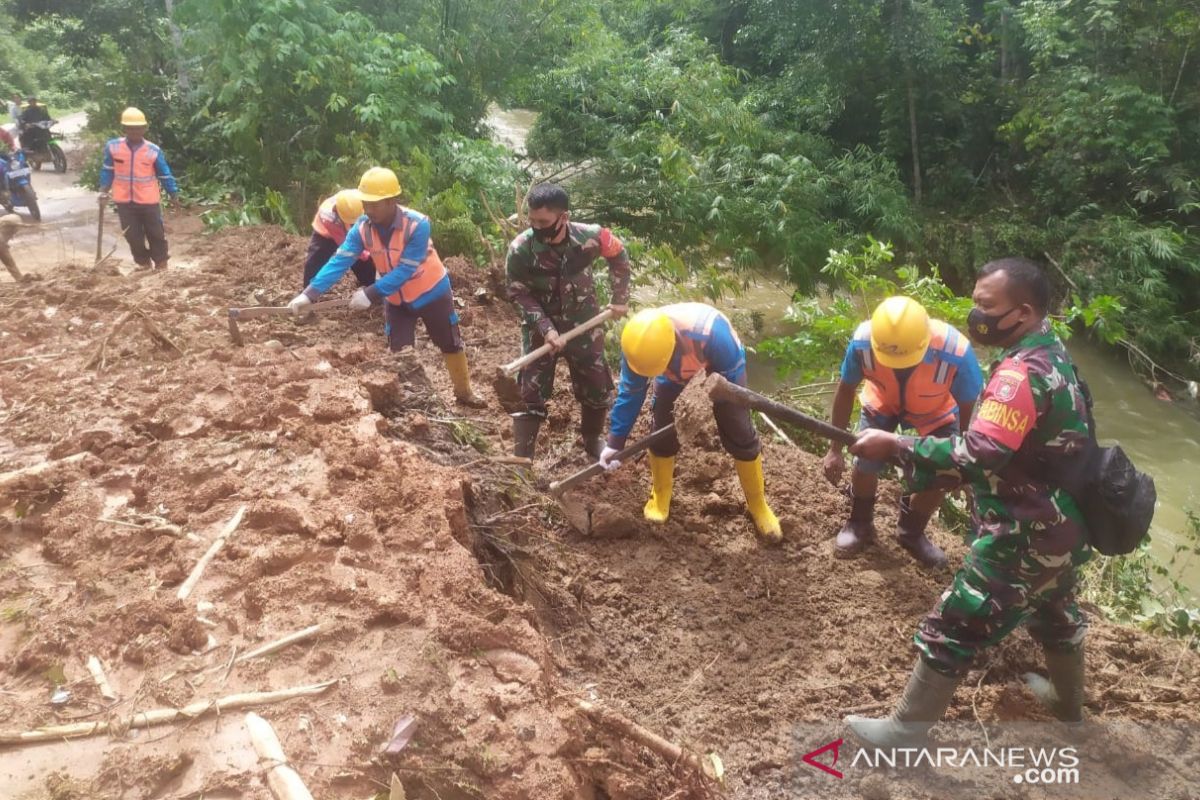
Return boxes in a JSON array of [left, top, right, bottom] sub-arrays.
[[608, 311, 746, 444], [99, 138, 178, 199], [305, 207, 449, 309]]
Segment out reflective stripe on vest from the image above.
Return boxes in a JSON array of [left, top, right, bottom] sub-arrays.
[[360, 210, 447, 306], [108, 139, 161, 204], [311, 196, 346, 242], [858, 319, 969, 433], [662, 302, 737, 384]]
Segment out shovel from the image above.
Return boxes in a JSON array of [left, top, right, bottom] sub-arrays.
[[703, 373, 857, 446], [549, 424, 675, 497], [227, 297, 351, 347], [94, 195, 105, 266], [500, 308, 614, 377]]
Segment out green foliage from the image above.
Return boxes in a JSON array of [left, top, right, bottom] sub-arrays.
[[1080, 512, 1200, 646], [171, 0, 455, 199], [0, 7, 89, 108], [74, 0, 526, 240], [525, 28, 916, 289], [759, 238, 972, 382]]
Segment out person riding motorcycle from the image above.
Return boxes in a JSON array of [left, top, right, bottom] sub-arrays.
[[18, 97, 50, 152]]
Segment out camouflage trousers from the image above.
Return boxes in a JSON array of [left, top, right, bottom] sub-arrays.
[[916, 520, 1093, 676], [519, 318, 613, 416]]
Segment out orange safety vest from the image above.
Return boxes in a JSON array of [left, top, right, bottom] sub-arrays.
[[311, 196, 369, 259], [311, 195, 348, 242], [661, 303, 739, 384], [359, 208, 447, 307], [107, 138, 163, 204], [858, 319, 970, 433]]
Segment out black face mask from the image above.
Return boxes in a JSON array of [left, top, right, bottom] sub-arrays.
[[967, 306, 1022, 346], [532, 215, 565, 243]]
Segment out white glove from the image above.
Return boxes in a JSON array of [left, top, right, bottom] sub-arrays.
[[349, 287, 373, 311], [287, 293, 313, 315], [599, 446, 621, 471]]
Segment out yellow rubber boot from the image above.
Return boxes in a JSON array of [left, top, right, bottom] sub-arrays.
[[644, 454, 675, 523], [735, 455, 782, 543], [443, 351, 486, 407]]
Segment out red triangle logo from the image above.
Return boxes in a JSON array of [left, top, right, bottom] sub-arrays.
[[801, 738, 844, 779]]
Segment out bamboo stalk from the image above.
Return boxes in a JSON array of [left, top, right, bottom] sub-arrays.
[[757, 412, 796, 448], [85, 655, 117, 701], [85, 308, 137, 370], [0, 453, 95, 495], [177, 505, 247, 601], [0, 681, 336, 745], [575, 700, 722, 781], [245, 713, 314, 800], [228, 624, 324, 668]]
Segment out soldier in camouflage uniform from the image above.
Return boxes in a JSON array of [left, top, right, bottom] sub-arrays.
[[845, 257, 1094, 746], [506, 183, 631, 458]]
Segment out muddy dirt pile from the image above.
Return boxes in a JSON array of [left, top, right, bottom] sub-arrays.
[[0, 227, 587, 799], [0, 222, 1197, 800]]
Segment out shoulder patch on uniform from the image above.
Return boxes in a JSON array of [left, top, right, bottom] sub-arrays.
[[993, 368, 1026, 403], [597, 227, 623, 258], [972, 360, 1035, 450]]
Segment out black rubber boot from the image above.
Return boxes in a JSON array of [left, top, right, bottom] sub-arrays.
[[835, 492, 876, 556], [896, 495, 948, 568], [846, 658, 962, 747], [512, 413, 543, 459], [579, 405, 608, 459], [1026, 647, 1085, 723]]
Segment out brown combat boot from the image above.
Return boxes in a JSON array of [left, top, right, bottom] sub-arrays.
[[835, 491, 875, 556], [896, 495, 948, 568], [512, 413, 542, 459], [579, 405, 608, 459]]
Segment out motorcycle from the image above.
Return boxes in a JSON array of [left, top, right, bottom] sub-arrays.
[[19, 119, 66, 173], [0, 149, 41, 222]]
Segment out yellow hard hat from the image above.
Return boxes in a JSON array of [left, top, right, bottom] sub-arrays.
[[120, 106, 148, 127], [333, 189, 364, 225], [621, 309, 676, 377], [870, 296, 931, 369], [357, 167, 401, 202]]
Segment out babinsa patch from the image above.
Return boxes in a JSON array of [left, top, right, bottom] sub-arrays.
[[994, 368, 1025, 403]]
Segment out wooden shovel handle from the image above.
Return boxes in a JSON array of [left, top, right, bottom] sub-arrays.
[[502, 309, 614, 376], [94, 197, 105, 265], [549, 424, 675, 497], [703, 373, 858, 447], [228, 297, 351, 321]]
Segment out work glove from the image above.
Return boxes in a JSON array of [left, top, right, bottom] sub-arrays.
[[598, 446, 621, 471], [287, 293, 313, 315], [348, 287, 373, 311]]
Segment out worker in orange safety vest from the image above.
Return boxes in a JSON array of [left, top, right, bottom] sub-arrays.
[[98, 106, 180, 270], [289, 166, 486, 408]]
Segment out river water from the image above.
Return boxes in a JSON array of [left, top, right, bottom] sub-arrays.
[[488, 106, 1199, 598]]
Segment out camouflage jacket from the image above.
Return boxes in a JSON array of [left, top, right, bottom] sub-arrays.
[[505, 222, 631, 336], [899, 322, 1092, 544]]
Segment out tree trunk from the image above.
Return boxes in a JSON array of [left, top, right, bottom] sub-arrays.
[[163, 0, 190, 92], [1000, 6, 1009, 83], [894, 0, 921, 204], [906, 78, 922, 205]]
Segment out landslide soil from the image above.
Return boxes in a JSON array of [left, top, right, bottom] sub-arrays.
[[0, 223, 1196, 800]]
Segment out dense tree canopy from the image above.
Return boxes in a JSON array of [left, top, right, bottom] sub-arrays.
[[3, 0, 1198, 371]]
